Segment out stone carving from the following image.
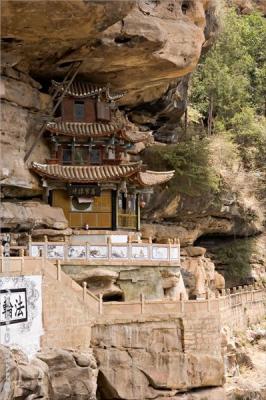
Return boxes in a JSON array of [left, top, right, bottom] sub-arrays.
[[181, 247, 225, 298]]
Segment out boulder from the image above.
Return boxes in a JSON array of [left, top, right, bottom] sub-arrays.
[[185, 246, 206, 257], [0, 201, 68, 231], [0, 346, 98, 400]]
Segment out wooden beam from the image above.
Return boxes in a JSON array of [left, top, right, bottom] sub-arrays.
[[24, 61, 83, 163]]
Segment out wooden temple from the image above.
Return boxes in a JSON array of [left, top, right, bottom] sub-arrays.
[[32, 80, 174, 231]]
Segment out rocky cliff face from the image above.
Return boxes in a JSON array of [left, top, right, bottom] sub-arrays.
[[0, 346, 98, 400], [1, 0, 219, 201]]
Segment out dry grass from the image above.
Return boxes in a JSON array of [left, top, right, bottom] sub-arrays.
[[209, 134, 264, 225]]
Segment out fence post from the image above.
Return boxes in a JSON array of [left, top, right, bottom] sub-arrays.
[[168, 238, 171, 261], [206, 291, 211, 312], [56, 259, 61, 281], [83, 282, 87, 301], [248, 285, 254, 302], [19, 248, 24, 273], [0, 245, 4, 273], [107, 237, 111, 260], [44, 235, 48, 259], [99, 294, 103, 315], [148, 237, 152, 261]]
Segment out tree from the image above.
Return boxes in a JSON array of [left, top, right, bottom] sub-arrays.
[[190, 8, 266, 129]]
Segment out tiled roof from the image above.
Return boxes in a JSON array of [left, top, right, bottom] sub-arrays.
[[131, 170, 175, 187], [46, 121, 119, 137], [46, 121, 151, 143], [31, 162, 142, 183], [51, 80, 125, 100]]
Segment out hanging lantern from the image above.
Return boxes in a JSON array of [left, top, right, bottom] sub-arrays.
[[140, 200, 146, 208], [140, 194, 146, 208]]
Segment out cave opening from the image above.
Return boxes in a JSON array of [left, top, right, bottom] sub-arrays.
[[1, 37, 22, 45], [181, 1, 190, 15], [114, 36, 131, 44], [194, 233, 258, 288], [103, 293, 124, 302]]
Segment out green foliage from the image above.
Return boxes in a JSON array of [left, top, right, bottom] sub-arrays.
[[191, 9, 266, 120], [143, 139, 220, 196], [190, 8, 266, 168], [230, 108, 266, 168], [214, 238, 254, 282]]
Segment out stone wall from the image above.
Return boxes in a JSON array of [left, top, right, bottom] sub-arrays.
[[219, 288, 265, 332], [91, 314, 225, 399], [0, 257, 99, 352]]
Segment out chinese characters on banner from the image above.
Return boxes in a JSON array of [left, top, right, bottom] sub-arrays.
[[0, 276, 42, 357], [0, 289, 28, 325]]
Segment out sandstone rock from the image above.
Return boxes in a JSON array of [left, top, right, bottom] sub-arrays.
[[0, 201, 68, 230], [156, 387, 226, 399], [0, 74, 51, 195], [181, 254, 225, 298], [0, 347, 98, 400], [92, 318, 224, 399], [76, 268, 123, 300], [0, 76, 50, 111], [37, 349, 98, 400], [31, 227, 73, 238], [0, 346, 17, 400], [1, 0, 219, 111], [231, 0, 266, 15], [161, 269, 188, 300], [185, 246, 206, 257], [141, 223, 196, 246]]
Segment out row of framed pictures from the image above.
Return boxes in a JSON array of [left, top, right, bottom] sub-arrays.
[[29, 243, 180, 261]]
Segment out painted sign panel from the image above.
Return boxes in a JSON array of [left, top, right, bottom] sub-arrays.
[[0, 275, 42, 357], [111, 246, 128, 259], [30, 245, 44, 257], [152, 246, 168, 260], [131, 246, 149, 259], [170, 247, 179, 260], [89, 245, 108, 259], [68, 245, 86, 259], [47, 245, 64, 259]]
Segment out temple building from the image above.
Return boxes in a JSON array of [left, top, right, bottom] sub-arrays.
[[32, 80, 174, 231]]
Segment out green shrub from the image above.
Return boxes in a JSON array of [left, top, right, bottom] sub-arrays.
[[143, 139, 220, 196]]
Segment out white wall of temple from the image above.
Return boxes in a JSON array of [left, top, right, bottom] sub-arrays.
[[0, 275, 43, 358]]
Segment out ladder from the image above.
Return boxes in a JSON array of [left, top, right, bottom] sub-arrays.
[[24, 61, 83, 163]]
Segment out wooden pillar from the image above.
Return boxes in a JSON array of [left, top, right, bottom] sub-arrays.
[[136, 193, 140, 231], [111, 190, 118, 230]]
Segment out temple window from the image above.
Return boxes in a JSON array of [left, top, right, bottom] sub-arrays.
[[90, 148, 101, 165], [74, 147, 88, 165], [74, 100, 85, 121], [62, 148, 72, 165]]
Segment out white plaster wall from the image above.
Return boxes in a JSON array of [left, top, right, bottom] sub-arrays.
[[0, 275, 43, 357]]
